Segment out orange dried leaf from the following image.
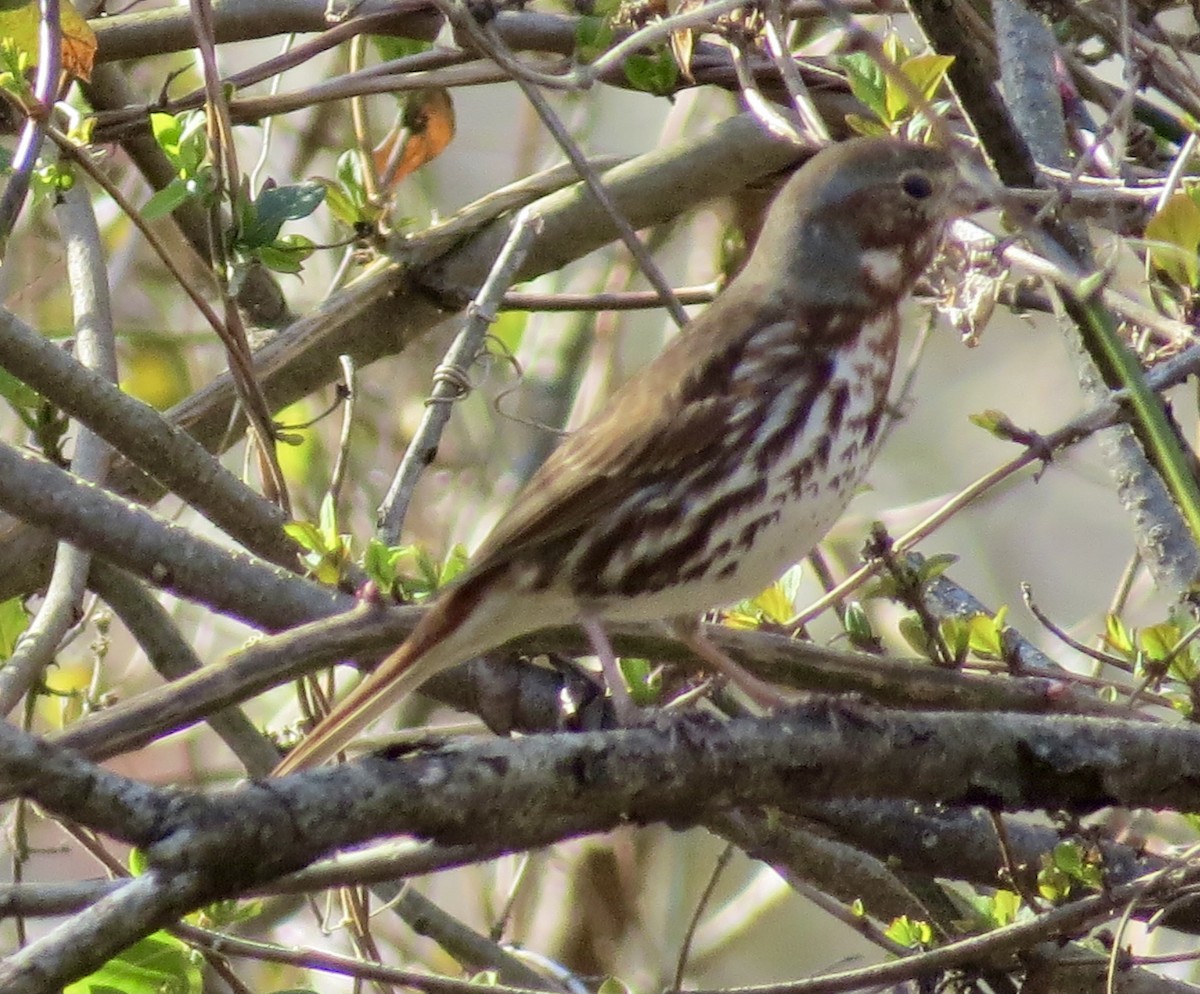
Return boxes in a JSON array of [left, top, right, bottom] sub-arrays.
[[0, 0, 96, 81], [372, 88, 455, 190]]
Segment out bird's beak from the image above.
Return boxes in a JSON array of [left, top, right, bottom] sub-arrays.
[[948, 154, 999, 217]]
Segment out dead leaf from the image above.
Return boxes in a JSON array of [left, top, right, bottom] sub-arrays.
[[0, 0, 96, 82], [372, 88, 455, 190]]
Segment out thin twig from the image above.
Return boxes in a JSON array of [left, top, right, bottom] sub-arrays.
[[436, 0, 690, 327], [376, 208, 544, 544], [0, 0, 60, 249], [0, 183, 117, 718], [798, 340, 1200, 623], [327, 355, 357, 513]]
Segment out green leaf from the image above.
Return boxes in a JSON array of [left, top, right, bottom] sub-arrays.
[[439, 544, 470, 586], [318, 492, 339, 546], [905, 53, 955, 100], [623, 50, 678, 95], [939, 617, 971, 665], [241, 182, 326, 247], [844, 113, 889, 137], [283, 520, 327, 555], [1052, 840, 1103, 890], [0, 365, 39, 415], [148, 112, 182, 155], [254, 234, 315, 275], [336, 148, 367, 199], [65, 932, 202, 994], [749, 581, 795, 625], [363, 539, 411, 595], [141, 180, 192, 221], [316, 176, 366, 227], [917, 553, 958, 583], [898, 615, 931, 658], [128, 847, 149, 876], [965, 610, 1007, 660], [619, 656, 660, 705], [989, 889, 1021, 926], [372, 35, 432, 61], [575, 15, 614, 63], [1140, 622, 1180, 662], [839, 52, 888, 123], [886, 52, 954, 118], [882, 32, 909, 64], [1146, 193, 1200, 287], [885, 915, 933, 949], [1104, 613, 1135, 657], [842, 601, 876, 650], [968, 408, 1010, 436], [0, 596, 28, 659]]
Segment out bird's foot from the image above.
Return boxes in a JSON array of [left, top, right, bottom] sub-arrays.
[[669, 619, 789, 712], [579, 616, 641, 725]]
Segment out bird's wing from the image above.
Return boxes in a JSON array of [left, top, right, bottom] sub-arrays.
[[472, 282, 789, 569]]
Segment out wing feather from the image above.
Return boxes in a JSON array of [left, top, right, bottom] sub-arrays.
[[472, 278, 788, 569]]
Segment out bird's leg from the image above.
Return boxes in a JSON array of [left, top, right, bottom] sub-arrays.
[[668, 617, 789, 710], [579, 616, 639, 724]]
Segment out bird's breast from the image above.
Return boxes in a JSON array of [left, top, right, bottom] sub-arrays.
[[567, 309, 902, 622]]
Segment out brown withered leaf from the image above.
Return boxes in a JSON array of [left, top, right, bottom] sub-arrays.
[[372, 88, 456, 190]]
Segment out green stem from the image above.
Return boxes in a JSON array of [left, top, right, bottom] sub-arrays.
[[1068, 290, 1200, 562]]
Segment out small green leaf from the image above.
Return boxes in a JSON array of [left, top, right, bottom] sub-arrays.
[[844, 113, 889, 137], [750, 582, 795, 625], [968, 409, 1010, 436], [898, 615, 931, 658], [316, 176, 366, 227], [0, 365, 39, 416], [255, 234, 315, 274], [439, 544, 470, 586], [885, 915, 933, 949], [363, 538, 408, 594], [842, 601, 877, 650], [623, 50, 678, 95], [886, 52, 954, 119], [1104, 613, 1135, 657], [575, 15, 613, 63], [966, 610, 1007, 660], [148, 111, 182, 155], [1052, 840, 1103, 890], [241, 182, 326, 247], [989, 888, 1021, 926], [65, 932, 202, 994], [619, 656, 660, 705], [128, 847, 149, 876], [283, 520, 327, 555], [882, 32, 910, 64], [1140, 622, 1180, 662], [372, 35, 432, 61], [0, 596, 28, 659], [141, 180, 192, 221], [318, 493, 339, 546], [1146, 193, 1200, 287], [939, 617, 971, 665], [839, 51, 888, 123]]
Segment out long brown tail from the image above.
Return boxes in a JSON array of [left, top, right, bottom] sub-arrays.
[[273, 579, 492, 775]]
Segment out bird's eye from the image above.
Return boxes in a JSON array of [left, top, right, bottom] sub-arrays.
[[900, 171, 934, 200]]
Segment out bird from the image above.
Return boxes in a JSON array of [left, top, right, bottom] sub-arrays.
[[275, 135, 985, 775]]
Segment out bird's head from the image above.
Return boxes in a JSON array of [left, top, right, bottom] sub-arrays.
[[747, 137, 989, 311]]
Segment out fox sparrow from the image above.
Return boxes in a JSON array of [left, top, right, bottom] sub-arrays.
[[276, 136, 984, 774]]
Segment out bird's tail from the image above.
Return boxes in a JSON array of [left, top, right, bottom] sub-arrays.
[[273, 576, 496, 775]]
